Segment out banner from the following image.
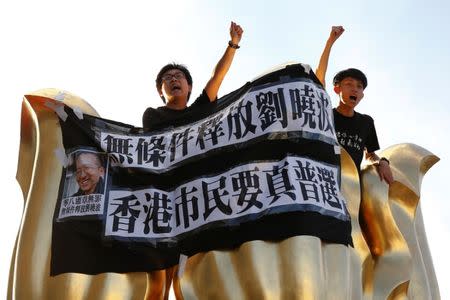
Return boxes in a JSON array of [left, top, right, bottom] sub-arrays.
[[51, 63, 352, 275]]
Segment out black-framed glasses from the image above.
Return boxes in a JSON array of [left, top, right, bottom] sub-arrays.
[[162, 72, 185, 82]]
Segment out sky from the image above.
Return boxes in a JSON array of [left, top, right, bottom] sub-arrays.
[[1, 0, 449, 298]]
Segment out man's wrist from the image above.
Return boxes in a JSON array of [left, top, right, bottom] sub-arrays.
[[374, 157, 390, 167], [380, 157, 390, 165], [228, 41, 240, 49]]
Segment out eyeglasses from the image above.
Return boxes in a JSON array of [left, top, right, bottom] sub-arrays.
[[76, 165, 99, 177], [162, 72, 185, 82]]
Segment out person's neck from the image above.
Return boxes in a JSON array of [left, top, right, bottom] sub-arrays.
[[165, 98, 187, 110], [336, 105, 355, 117]]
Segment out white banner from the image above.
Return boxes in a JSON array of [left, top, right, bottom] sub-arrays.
[[100, 80, 337, 172], [105, 155, 347, 240]]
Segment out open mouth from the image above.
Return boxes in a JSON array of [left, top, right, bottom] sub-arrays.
[[349, 96, 357, 101]]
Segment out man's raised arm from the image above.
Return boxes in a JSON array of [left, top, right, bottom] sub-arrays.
[[204, 21, 243, 101], [316, 26, 344, 87]]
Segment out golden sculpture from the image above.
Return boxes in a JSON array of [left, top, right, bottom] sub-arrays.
[[9, 89, 440, 299], [10, 89, 167, 300]]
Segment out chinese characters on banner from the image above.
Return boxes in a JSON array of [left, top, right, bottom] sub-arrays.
[[52, 64, 351, 275], [105, 156, 346, 240], [100, 80, 336, 171]]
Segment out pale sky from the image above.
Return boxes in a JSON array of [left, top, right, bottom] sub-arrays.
[[1, 0, 449, 298]]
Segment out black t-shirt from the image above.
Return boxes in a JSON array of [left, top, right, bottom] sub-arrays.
[[333, 108, 380, 168], [142, 90, 211, 131]]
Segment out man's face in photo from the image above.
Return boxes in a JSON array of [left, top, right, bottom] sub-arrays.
[[75, 153, 104, 195]]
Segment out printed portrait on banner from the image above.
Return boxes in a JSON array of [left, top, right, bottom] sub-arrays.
[[58, 150, 109, 220]]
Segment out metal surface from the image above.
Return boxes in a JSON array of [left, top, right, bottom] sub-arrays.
[[10, 89, 170, 300], [174, 145, 440, 300]]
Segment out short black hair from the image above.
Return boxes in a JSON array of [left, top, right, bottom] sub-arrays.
[[333, 68, 368, 89], [74, 151, 104, 169], [155, 63, 193, 103]]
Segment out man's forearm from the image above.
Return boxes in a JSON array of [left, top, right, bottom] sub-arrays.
[[316, 39, 334, 87], [204, 45, 238, 101]]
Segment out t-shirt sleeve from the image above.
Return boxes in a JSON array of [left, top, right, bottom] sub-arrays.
[[365, 116, 380, 153], [190, 89, 214, 108], [142, 107, 156, 129]]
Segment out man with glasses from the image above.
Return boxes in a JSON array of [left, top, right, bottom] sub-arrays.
[[142, 21, 243, 130]]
